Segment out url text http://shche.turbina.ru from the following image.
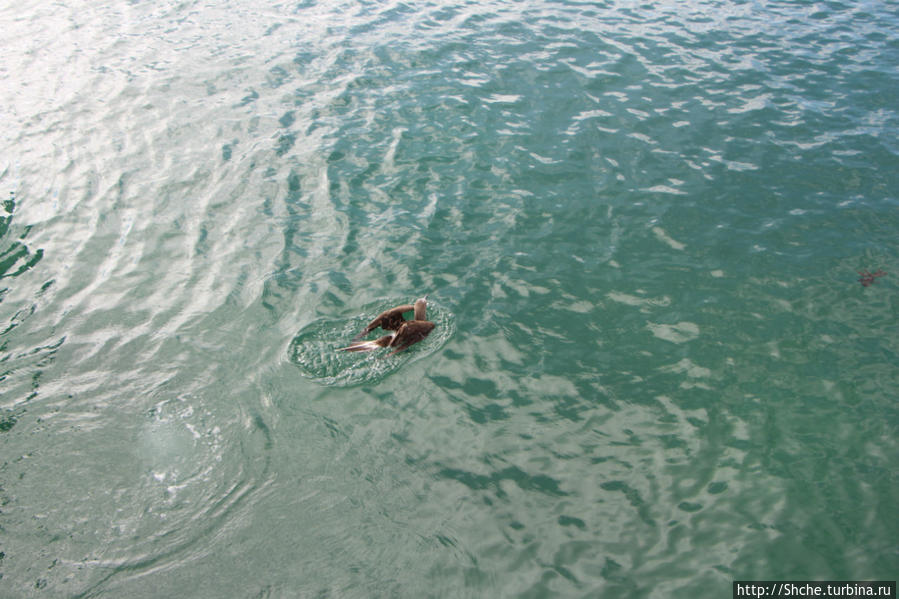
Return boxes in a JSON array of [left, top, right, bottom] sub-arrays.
[[733, 581, 896, 599]]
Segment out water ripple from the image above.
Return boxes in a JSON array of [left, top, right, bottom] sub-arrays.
[[289, 297, 455, 386], [1, 0, 897, 595]]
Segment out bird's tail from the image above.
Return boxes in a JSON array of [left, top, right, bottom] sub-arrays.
[[337, 334, 394, 352]]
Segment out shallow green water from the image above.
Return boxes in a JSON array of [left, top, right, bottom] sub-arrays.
[[1, 1, 897, 597]]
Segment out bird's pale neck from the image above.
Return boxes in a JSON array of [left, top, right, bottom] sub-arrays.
[[413, 297, 427, 320]]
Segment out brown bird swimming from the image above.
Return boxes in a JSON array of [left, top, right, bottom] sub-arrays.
[[339, 296, 435, 356]]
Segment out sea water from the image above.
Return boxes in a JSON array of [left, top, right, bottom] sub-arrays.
[[1, 1, 897, 597]]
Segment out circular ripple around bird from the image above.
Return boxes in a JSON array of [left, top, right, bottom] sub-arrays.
[[288, 298, 454, 387]]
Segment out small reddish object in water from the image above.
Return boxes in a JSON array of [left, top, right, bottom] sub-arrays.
[[858, 269, 886, 287]]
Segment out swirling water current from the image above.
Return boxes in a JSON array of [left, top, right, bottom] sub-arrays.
[[1, 1, 897, 597]]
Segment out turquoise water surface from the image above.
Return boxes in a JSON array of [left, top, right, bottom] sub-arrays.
[[1, 1, 897, 597]]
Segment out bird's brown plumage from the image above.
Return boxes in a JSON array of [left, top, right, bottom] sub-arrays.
[[351, 303, 414, 341], [340, 296, 434, 355], [385, 320, 435, 355]]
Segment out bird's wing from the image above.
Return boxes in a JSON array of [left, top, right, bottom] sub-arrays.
[[353, 304, 414, 340], [378, 304, 415, 331], [387, 321, 435, 355]]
